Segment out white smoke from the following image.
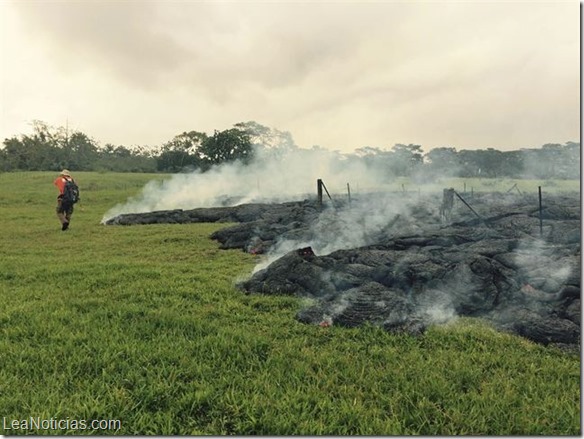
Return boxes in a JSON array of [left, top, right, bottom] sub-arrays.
[[252, 192, 434, 273], [512, 238, 574, 297], [101, 145, 395, 224]]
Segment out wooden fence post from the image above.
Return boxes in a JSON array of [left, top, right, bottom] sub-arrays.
[[539, 186, 543, 237], [347, 183, 351, 204]]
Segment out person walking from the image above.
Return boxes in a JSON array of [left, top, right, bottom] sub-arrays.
[[53, 169, 79, 231]]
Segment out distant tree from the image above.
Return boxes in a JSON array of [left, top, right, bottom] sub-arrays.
[[199, 128, 253, 165], [561, 142, 581, 178], [233, 121, 298, 167], [96, 143, 157, 172], [425, 147, 459, 177], [0, 119, 578, 178], [234, 121, 297, 151], [350, 146, 388, 171], [389, 144, 424, 176], [0, 121, 64, 170], [354, 146, 383, 157], [30, 120, 68, 148], [457, 150, 481, 177], [63, 131, 100, 170], [498, 150, 524, 177], [234, 121, 270, 144], [455, 148, 525, 178], [0, 120, 159, 172], [156, 131, 208, 172], [0, 137, 28, 170], [478, 148, 505, 177], [165, 131, 207, 154], [520, 142, 580, 179]]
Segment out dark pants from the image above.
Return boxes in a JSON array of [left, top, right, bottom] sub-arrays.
[[56, 196, 74, 224]]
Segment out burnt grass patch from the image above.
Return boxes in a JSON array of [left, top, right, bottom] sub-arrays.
[[105, 191, 581, 349]]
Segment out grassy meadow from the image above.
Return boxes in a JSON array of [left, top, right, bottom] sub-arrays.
[[0, 171, 580, 435], [353, 175, 580, 195]]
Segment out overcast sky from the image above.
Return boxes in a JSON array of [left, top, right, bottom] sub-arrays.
[[0, 1, 580, 153]]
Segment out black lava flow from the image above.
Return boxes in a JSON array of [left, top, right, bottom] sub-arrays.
[[105, 191, 581, 349]]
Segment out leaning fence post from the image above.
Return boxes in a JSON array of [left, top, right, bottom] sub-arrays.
[[453, 190, 483, 221], [538, 186, 543, 237]]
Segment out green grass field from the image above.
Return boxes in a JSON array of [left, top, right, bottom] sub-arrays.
[[0, 171, 580, 435], [354, 175, 580, 195]]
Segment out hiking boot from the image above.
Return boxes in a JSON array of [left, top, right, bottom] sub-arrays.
[[62, 222, 69, 231]]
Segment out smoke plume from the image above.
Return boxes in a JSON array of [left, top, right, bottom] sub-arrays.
[[101, 146, 397, 223]]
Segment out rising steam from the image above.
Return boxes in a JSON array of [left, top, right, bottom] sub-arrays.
[[101, 144, 437, 278], [101, 145, 395, 223]]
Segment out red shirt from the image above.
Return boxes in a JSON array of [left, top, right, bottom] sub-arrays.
[[54, 176, 73, 195]]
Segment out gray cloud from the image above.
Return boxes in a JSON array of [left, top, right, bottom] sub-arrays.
[[3, 1, 579, 151], [14, 2, 194, 88]]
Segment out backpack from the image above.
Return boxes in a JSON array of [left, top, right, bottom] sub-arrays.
[[62, 179, 80, 205]]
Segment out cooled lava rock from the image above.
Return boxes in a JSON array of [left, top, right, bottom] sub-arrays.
[[106, 191, 581, 348]]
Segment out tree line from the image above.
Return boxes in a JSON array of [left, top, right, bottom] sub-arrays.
[[0, 120, 579, 179]]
